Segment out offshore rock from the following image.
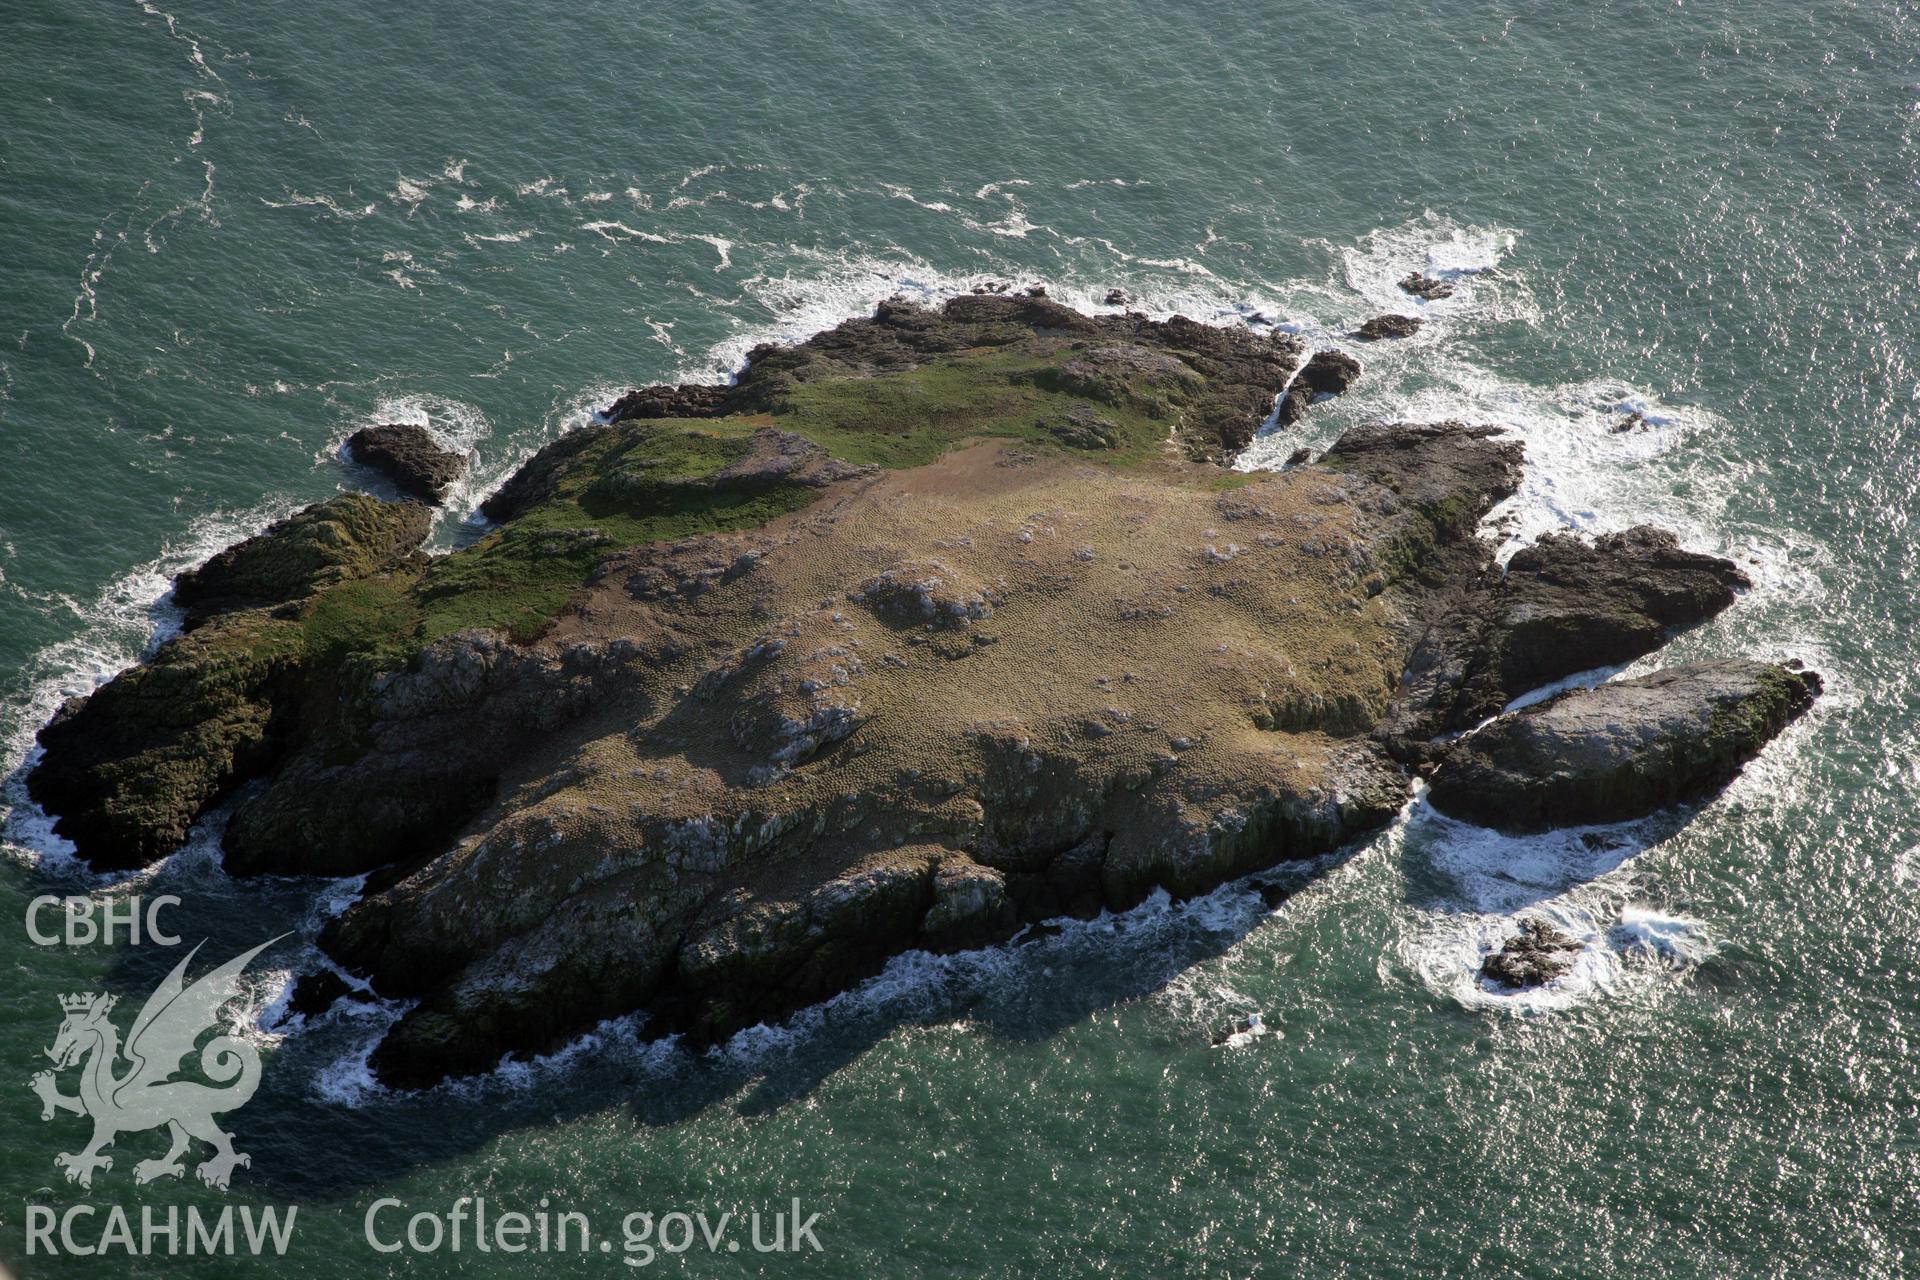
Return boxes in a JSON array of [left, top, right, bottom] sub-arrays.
[[347, 424, 469, 503], [1480, 918, 1581, 988], [1397, 272, 1454, 300], [1275, 349, 1362, 427], [322, 416, 1516, 1087], [1352, 314, 1422, 341], [26, 295, 1807, 1087]]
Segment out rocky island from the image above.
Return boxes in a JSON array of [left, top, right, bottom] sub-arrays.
[[28, 294, 1817, 1085]]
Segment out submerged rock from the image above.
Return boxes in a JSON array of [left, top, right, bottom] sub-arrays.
[[282, 969, 373, 1023], [346, 424, 469, 503], [1480, 918, 1581, 988], [1352, 314, 1423, 341], [1426, 659, 1820, 831]]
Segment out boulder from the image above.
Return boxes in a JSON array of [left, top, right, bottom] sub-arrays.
[[1426, 659, 1820, 831], [1274, 349, 1362, 426], [346, 424, 468, 503]]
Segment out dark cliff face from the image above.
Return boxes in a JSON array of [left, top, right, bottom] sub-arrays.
[[27, 494, 432, 869], [26, 295, 1815, 1088]]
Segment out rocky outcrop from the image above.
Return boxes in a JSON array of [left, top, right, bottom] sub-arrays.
[[1380, 526, 1751, 760], [309, 416, 1515, 1087], [1480, 918, 1581, 988], [596, 293, 1304, 462], [28, 493, 432, 868], [171, 494, 429, 629], [1318, 420, 1524, 546], [1398, 273, 1454, 301], [347, 424, 469, 503], [1352, 314, 1422, 341], [27, 611, 305, 869], [221, 628, 627, 877], [1426, 660, 1820, 831], [603, 383, 732, 423]]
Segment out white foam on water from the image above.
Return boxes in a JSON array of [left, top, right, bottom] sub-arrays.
[[1213, 1012, 1270, 1049], [1330, 214, 1532, 324], [260, 191, 378, 220], [311, 1047, 381, 1107], [463, 227, 532, 246], [312, 871, 1306, 1107], [580, 220, 672, 244], [10, 213, 1820, 1102], [1613, 905, 1717, 969], [1499, 664, 1624, 715], [1895, 846, 1920, 885], [1390, 788, 1725, 1017], [388, 174, 434, 213], [322, 394, 496, 534], [877, 182, 957, 214]]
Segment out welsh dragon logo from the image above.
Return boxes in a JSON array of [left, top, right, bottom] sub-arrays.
[[29, 936, 284, 1190]]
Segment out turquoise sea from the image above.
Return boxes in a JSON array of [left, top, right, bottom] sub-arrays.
[[3, 1, 1919, 1275]]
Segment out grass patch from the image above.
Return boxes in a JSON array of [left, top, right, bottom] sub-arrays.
[[302, 343, 1221, 663], [769, 348, 1173, 468], [414, 423, 822, 644], [301, 574, 424, 672]]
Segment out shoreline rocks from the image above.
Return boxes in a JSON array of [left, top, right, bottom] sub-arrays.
[[1397, 272, 1454, 301], [28, 493, 432, 868], [1379, 525, 1752, 761], [1275, 348, 1362, 427], [172, 493, 430, 630]]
